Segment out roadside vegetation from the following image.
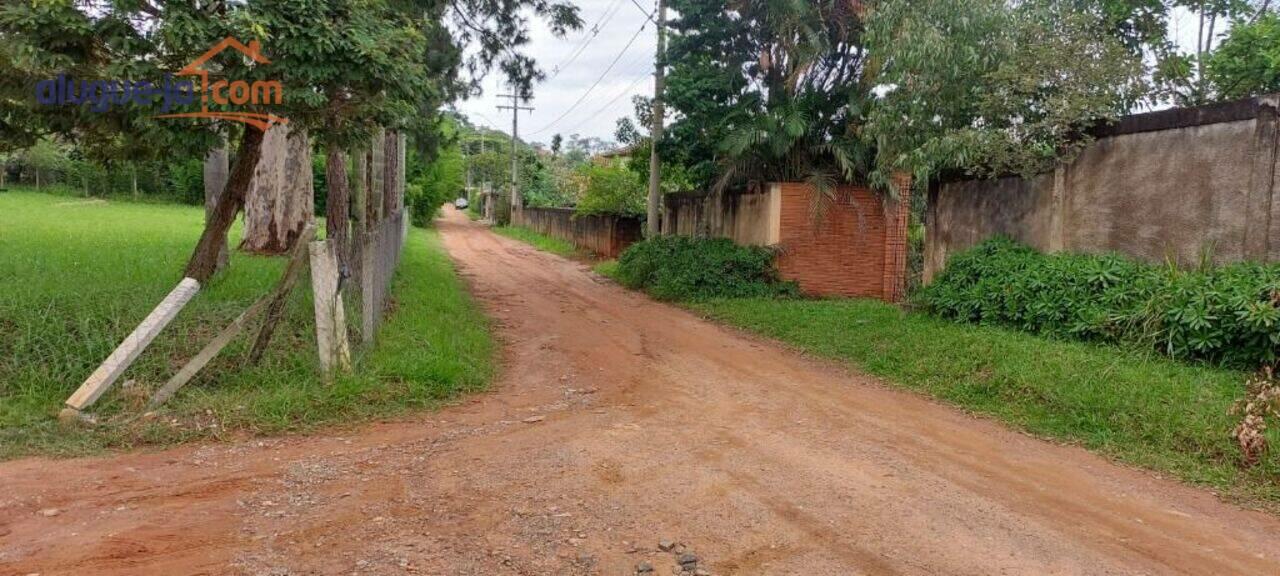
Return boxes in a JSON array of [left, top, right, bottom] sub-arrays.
[[591, 234, 1280, 509], [920, 237, 1280, 368], [612, 236, 797, 301], [493, 225, 579, 258], [0, 190, 493, 459], [694, 297, 1277, 509]]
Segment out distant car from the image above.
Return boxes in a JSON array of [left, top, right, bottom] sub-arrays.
[[454, 197, 469, 209]]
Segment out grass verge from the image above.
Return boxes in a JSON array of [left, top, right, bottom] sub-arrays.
[[690, 297, 1279, 510], [593, 259, 620, 279], [493, 225, 578, 258], [0, 190, 493, 459]]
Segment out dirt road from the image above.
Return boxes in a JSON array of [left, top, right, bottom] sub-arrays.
[[4, 208, 1280, 575]]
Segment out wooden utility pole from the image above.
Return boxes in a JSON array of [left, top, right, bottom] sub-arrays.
[[497, 93, 534, 218], [646, 0, 667, 237]]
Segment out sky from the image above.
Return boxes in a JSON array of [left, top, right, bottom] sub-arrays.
[[454, 3, 1221, 145], [454, 0, 659, 147]]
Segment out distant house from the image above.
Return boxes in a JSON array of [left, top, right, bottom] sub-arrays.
[[593, 145, 638, 165]]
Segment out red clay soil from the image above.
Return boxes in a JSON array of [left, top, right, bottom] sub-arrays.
[[4, 207, 1280, 576]]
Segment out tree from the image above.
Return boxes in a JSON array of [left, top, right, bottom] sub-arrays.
[[1, 0, 581, 282], [1207, 12, 1280, 99], [864, 0, 1149, 187], [574, 159, 646, 217], [242, 125, 313, 254], [663, 0, 873, 203]]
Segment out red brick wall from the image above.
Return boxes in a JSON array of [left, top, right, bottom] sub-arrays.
[[775, 179, 910, 301]]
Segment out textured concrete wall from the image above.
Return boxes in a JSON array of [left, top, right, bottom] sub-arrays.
[[924, 173, 1057, 282], [662, 188, 779, 245], [1064, 120, 1255, 264], [927, 96, 1279, 281], [515, 207, 642, 258]]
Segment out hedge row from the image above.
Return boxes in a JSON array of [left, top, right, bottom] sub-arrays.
[[919, 237, 1280, 368], [614, 236, 798, 301]]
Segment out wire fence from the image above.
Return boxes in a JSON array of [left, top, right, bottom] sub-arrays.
[[355, 211, 408, 344]]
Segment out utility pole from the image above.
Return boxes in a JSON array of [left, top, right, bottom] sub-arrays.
[[463, 136, 473, 202], [645, 0, 667, 237], [497, 93, 534, 219]]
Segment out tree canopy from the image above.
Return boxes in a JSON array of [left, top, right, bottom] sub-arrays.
[[1207, 11, 1280, 99], [1, 0, 580, 161], [864, 0, 1149, 186]]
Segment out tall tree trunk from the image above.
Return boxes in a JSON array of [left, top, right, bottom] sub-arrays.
[[204, 140, 231, 273], [131, 164, 139, 200], [325, 142, 350, 269], [185, 127, 266, 282], [242, 124, 314, 254]]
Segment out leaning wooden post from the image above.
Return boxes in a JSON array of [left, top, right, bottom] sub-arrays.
[[148, 295, 271, 408], [247, 223, 315, 365], [62, 278, 201, 419], [311, 240, 352, 376]]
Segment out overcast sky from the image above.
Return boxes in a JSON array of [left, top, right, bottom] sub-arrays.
[[454, 3, 1216, 145], [454, 0, 658, 147]]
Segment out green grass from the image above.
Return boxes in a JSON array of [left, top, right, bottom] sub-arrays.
[[493, 225, 579, 258], [691, 297, 1280, 510], [593, 259, 620, 279], [0, 189, 493, 459]]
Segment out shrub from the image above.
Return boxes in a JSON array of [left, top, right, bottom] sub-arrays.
[[614, 236, 797, 301], [919, 237, 1280, 367], [406, 177, 454, 228], [573, 159, 646, 217]]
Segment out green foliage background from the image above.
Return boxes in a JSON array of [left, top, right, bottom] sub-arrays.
[[614, 236, 797, 301], [920, 238, 1280, 368]]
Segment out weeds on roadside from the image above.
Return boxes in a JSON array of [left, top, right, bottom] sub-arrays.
[[920, 237, 1280, 368], [1232, 367, 1280, 468]]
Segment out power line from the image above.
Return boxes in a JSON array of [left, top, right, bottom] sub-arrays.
[[555, 73, 650, 136], [547, 0, 625, 81], [529, 16, 654, 136], [534, 49, 653, 136], [627, 0, 657, 24]]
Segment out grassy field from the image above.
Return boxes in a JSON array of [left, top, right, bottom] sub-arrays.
[[0, 190, 493, 459], [493, 225, 579, 258], [690, 297, 1278, 509]]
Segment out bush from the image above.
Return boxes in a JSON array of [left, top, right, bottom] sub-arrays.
[[574, 159, 646, 217], [614, 236, 797, 301], [405, 181, 445, 228], [919, 237, 1280, 367]]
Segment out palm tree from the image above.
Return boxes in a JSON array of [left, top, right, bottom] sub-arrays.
[[710, 0, 878, 219]]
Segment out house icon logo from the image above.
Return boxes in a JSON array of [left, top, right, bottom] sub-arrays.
[[153, 37, 288, 131]]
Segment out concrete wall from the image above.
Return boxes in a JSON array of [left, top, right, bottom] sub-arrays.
[[662, 180, 911, 301], [926, 95, 1280, 282], [514, 207, 642, 258], [662, 187, 780, 246]]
